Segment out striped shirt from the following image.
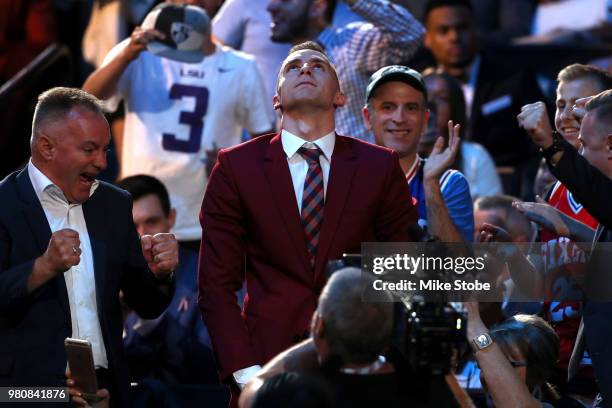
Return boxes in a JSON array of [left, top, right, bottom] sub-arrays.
[[317, 0, 424, 143]]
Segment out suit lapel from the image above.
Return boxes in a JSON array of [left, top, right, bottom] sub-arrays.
[[16, 168, 71, 321], [82, 188, 108, 323], [16, 169, 52, 253], [263, 134, 311, 275], [315, 136, 356, 282]]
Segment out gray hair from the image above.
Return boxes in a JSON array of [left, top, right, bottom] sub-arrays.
[[317, 267, 393, 365], [31, 87, 106, 143]]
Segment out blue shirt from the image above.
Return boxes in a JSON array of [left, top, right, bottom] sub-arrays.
[[407, 157, 474, 242]]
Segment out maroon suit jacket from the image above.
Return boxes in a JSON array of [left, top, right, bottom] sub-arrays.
[[198, 133, 417, 379]]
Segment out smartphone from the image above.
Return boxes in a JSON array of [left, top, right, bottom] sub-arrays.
[[64, 338, 98, 400]]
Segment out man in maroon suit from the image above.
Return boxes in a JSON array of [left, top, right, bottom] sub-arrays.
[[198, 41, 417, 389]]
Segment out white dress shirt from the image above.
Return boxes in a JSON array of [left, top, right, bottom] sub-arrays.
[[28, 160, 108, 369], [281, 129, 335, 212]]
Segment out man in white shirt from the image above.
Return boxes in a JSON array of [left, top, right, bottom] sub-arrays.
[[83, 2, 273, 246], [198, 41, 417, 391], [0, 87, 178, 407]]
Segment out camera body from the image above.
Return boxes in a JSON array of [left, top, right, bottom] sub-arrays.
[[327, 253, 466, 377]]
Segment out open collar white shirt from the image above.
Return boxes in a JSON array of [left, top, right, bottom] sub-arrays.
[[281, 129, 335, 213], [27, 160, 108, 369]]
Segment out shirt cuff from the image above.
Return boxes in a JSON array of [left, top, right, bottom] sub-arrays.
[[545, 136, 573, 168], [233, 365, 262, 387]]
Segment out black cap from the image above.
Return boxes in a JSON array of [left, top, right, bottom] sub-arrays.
[[365, 65, 427, 101]]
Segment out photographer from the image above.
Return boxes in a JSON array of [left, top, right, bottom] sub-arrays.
[[238, 268, 428, 408]]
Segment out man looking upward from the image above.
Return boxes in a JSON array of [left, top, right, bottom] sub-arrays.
[[199, 42, 417, 389]]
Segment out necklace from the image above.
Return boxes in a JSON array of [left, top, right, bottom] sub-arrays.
[[338, 355, 386, 375]]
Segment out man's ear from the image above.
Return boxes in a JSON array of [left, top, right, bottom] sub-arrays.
[[36, 133, 55, 161], [333, 91, 347, 108], [607, 134, 612, 159], [362, 105, 372, 130], [420, 109, 431, 134], [311, 311, 324, 339], [273, 94, 282, 111]]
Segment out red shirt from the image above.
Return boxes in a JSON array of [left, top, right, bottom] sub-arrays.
[[541, 182, 598, 372]]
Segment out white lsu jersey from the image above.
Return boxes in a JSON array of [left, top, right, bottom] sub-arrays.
[[103, 42, 273, 240]]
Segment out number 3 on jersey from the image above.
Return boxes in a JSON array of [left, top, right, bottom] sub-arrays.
[[162, 84, 209, 153]]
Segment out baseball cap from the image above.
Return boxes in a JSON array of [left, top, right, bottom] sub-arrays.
[[365, 65, 427, 102], [142, 3, 210, 63]]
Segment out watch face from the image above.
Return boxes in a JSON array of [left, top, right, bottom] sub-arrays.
[[476, 334, 490, 348]]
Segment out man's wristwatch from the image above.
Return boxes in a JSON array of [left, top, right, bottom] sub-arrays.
[[471, 332, 494, 353], [540, 131, 566, 161]]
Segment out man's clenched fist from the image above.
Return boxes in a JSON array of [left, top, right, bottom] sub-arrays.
[[140, 233, 179, 279], [42, 229, 81, 273], [28, 229, 82, 292], [517, 101, 553, 148]]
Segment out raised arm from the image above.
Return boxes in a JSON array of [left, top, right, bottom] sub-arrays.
[[548, 143, 612, 228], [0, 220, 84, 314], [518, 100, 612, 228], [424, 122, 470, 243], [514, 199, 596, 243], [465, 302, 543, 408], [119, 192, 176, 319], [477, 222, 544, 298], [82, 27, 164, 99], [341, 0, 424, 72]]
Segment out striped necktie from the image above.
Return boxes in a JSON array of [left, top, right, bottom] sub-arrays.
[[298, 146, 325, 270]]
